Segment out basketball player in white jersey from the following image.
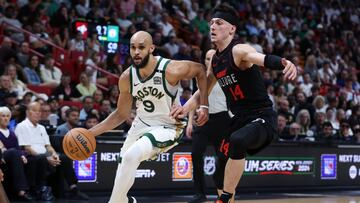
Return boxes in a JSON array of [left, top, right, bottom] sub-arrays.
[[89, 31, 209, 203]]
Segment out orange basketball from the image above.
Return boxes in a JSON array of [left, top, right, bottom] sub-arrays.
[[62, 128, 96, 160]]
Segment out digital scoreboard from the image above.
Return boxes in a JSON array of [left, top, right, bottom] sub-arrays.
[[75, 21, 120, 54]]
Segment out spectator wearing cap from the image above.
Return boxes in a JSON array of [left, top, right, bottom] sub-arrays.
[[52, 74, 81, 102], [316, 121, 335, 143], [15, 102, 57, 201], [40, 54, 62, 87], [0, 107, 33, 201]]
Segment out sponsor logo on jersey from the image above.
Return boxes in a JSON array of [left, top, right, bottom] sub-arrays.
[[172, 152, 192, 181], [153, 76, 162, 85], [74, 153, 97, 182]]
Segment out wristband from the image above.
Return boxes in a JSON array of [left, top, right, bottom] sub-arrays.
[[199, 105, 209, 109], [264, 55, 284, 70]]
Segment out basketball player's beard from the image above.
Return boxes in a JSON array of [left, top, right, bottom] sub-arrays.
[[131, 53, 150, 69]]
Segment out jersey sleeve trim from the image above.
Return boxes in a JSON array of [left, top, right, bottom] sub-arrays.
[[129, 65, 133, 94]]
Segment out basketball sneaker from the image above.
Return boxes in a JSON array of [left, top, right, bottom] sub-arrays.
[[128, 196, 137, 203]]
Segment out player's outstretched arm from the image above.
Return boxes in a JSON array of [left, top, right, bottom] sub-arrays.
[[167, 60, 208, 125], [233, 44, 297, 80], [89, 70, 133, 137]]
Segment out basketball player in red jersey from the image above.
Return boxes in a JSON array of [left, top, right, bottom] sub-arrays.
[[171, 3, 297, 203]]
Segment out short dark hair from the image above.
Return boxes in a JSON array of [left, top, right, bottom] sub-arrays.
[[85, 114, 99, 121], [65, 107, 79, 117], [323, 121, 333, 128]]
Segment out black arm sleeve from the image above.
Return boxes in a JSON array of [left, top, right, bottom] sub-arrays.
[[264, 55, 285, 70]]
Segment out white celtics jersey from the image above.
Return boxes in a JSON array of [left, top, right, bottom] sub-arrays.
[[130, 56, 180, 126]]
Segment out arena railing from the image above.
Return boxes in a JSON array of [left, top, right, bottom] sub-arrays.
[[1, 22, 120, 92]]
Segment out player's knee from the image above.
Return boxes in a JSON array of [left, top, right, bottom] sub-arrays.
[[229, 134, 248, 149], [229, 135, 247, 159], [122, 150, 142, 165]]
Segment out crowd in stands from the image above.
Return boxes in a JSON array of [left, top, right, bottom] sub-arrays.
[[0, 0, 359, 201]]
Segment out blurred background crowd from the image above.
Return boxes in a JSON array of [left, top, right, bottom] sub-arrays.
[[0, 0, 359, 201]]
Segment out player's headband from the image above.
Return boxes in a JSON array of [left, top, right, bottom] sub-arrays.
[[212, 11, 238, 27]]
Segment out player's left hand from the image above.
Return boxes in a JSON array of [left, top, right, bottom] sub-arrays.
[[282, 58, 297, 81], [195, 106, 208, 126]]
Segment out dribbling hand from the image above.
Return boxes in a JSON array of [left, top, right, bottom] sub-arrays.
[[282, 58, 297, 81]]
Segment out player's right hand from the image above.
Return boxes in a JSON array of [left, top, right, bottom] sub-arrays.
[[195, 107, 209, 126], [170, 104, 187, 119]]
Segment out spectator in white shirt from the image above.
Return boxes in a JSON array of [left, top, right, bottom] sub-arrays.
[[40, 54, 62, 87], [69, 31, 85, 52], [158, 13, 174, 37], [15, 102, 59, 200]]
